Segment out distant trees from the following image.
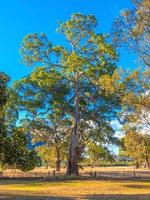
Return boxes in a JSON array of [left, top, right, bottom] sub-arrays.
[[86, 142, 114, 168]]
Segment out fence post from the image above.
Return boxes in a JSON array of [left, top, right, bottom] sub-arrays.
[[0, 171, 3, 179], [123, 171, 125, 177], [94, 171, 97, 178], [48, 171, 51, 178], [90, 171, 92, 177], [53, 170, 55, 176], [133, 170, 136, 177]]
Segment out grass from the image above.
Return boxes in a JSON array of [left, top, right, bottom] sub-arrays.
[[0, 179, 150, 199], [1, 167, 150, 199]]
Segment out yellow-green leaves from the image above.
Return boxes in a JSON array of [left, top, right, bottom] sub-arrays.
[[30, 67, 61, 88], [112, 0, 150, 67], [123, 130, 150, 165], [98, 70, 122, 95], [20, 33, 52, 66], [65, 52, 85, 72]]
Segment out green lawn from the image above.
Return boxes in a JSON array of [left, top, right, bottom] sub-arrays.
[[0, 179, 150, 199]]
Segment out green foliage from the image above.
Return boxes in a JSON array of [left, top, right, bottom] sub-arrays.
[[20, 33, 52, 66], [2, 128, 41, 172], [17, 150, 41, 172], [86, 141, 114, 167], [121, 68, 150, 133], [123, 130, 150, 167], [36, 144, 67, 168], [112, 0, 150, 67], [0, 72, 41, 171], [2, 12, 149, 172], [0, 72, 10, 163]]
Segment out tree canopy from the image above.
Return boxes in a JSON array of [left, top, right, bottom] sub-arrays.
[[112, 0, 150, 68]]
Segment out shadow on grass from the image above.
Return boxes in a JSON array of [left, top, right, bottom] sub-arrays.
[[81, 194, 150, 200], [0, 194, 73, 200], [124, 184, 150, 189], [1, 177, 150, 186], [1, 194, 150, 200]]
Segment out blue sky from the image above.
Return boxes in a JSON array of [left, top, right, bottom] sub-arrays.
[[0, 0, 137, 84]]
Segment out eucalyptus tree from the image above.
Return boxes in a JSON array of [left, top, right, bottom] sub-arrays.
[[99, 66, 150, 168], [99, 67, 150, 132], [86, 141, 114, 168], [119, 69, 150, 134], [20, 13, 120, 175], [36, 143, 68, 170], [112, 0, 150, 67], [13, 69, 71, 171], [123, 130, 150, 168], [31, 116, 71, 171]]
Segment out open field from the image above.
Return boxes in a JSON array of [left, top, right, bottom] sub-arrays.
[[0, 179, 150, 200], [1, 167, 150, 199], [3, 166, 149, 173], [2, 166, 150, 179]]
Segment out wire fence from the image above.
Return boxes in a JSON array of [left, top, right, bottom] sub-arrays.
[[1, 170, 150, 179]]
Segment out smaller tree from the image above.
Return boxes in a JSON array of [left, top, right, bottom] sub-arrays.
[[36, 144, 67, 170], [86, 141, 114, 168], [98, 68, 150, 169], [123, 130, 150, 168], [12, 67, 71, 172], [36, 145, 54, 169], [3, 128, 41, 172], [31, 117, 70, 172]]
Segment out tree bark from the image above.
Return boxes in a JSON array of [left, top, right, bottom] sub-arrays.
[[135, 160, 139, 169], [55, 146, 61, 172], [45, 161, 49, 169], [66, 77, 79, 176], [145, 156, 150, 169]]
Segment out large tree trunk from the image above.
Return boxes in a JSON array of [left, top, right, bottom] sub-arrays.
[[45, 161, 49, 169], [135, 160, 139, 169], [145, 156, 150, 169], [66, 131, 79, 175], [66, 78, 79, 176], [55, 146, 61, 172]]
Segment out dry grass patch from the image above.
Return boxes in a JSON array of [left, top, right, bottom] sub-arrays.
[[0, 179, 150, 199]]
